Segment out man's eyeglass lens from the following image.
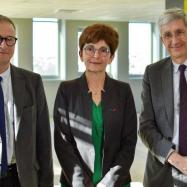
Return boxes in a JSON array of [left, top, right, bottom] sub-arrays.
[[0, 36, 17, 46]]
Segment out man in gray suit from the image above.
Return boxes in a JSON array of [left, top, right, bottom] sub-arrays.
[[139, 8, 187, 187], [0, 15, 53, 186]]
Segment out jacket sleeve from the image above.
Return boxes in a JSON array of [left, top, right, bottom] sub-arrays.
[[36, 75, 54, 187], [54, 83, 93, 187], [139, 65, 174, 164], [100, 84, 137, 187]]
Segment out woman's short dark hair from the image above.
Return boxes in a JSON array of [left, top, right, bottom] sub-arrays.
[[79, 24, 119, 56]]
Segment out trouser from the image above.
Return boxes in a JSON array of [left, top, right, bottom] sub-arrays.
[[0, 164, 21, 187]]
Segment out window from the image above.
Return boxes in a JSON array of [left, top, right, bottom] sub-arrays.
[[11, 39, 18, 66], [33, 18, 59, 78], [129, 23, 152, 76], [78, 30, 85, 73], [77, 29, 118, 79]]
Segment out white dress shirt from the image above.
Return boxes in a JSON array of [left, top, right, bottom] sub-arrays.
[[0, 66, 15, 165], [172, 60, 187, 151]]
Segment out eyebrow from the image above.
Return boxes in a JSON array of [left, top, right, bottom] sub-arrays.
[[0, 35, 16, 38], [85, 44, 109, 48]]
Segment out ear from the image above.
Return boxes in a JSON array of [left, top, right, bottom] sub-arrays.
[[160, 36, 167, 48], [160, 36, 164, 43], [160, 36, 165, 45], [79, 50, 83, 61], [108, 54, 114, 64]]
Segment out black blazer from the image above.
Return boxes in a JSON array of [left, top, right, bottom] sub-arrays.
[[54, 73, 137, 187]]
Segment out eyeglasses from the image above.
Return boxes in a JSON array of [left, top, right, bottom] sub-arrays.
[[161, 29, 187, 42], [0, 36, 17, 46], [83, 44, 110, 57]]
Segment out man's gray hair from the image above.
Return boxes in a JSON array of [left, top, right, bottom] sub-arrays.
[[0, 15, 16, 30], [158, 8, 187, 31]]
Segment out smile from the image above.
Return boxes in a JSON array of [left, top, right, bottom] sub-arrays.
[[89, 61, 101, 64]]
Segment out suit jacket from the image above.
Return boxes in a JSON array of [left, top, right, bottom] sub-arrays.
[[139, 57, 187, 187], [10, 64, 53, 187], [54, 73, 137, 187]]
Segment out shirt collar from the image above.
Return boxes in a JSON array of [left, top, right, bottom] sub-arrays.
[[0, 65, 11, 82], [172, 59, 187, 73]]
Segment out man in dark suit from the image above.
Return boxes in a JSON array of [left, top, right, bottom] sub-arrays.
[[0, 15, 53, 186], [139, 8, 187, 187]]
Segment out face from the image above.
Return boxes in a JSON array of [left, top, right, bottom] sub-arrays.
[[161, 19, 187, 64], [0, 21, 16, 70], [79, 40, 114, 73]]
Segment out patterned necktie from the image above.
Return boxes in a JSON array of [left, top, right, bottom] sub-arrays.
[[179, 65, 187, 156], [0, 76, 8, 176]]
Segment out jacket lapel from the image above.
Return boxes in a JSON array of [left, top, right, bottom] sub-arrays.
[[161, 58, 174, 133], [80, 74, 92, 120], [10, 65, 25, 138]]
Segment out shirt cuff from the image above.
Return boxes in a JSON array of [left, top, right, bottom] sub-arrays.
[[166, 148, 175, 163]]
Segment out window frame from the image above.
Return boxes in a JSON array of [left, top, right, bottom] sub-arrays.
[[32, 18, 61, 80], [128, 22, 153, 79]]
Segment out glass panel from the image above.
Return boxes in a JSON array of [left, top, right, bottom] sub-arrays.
[[11, 39, 18, 66], [33, 18, 59, 77], [129, 23, 151, 76]]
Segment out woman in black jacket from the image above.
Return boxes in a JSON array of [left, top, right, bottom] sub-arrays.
[[54, 23, 137, 187]]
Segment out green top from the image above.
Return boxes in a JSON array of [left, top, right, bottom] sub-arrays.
[[61, 102, 130, 187], [92, 102, 104, 186], [91, 102, 130, 187]]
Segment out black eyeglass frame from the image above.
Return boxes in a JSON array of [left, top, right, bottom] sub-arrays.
[[0, 36, 18, 46]]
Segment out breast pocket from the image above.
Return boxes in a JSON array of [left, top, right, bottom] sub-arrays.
[[16, 105, 36, 141], [21, 105, 36, 125], [16, 105, 37, 159]]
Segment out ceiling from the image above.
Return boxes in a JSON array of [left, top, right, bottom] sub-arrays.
[[1, 0, 165, 22]]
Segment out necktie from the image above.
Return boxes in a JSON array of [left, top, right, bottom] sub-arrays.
[[0, 76, 8, 176], [179, 65, 187, 156]]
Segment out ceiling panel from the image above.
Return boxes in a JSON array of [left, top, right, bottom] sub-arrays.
[[0, 0, 165, 22]]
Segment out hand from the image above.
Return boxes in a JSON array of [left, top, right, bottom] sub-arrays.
[[96, 183, 106, 187], [168, 151, 187, 175]]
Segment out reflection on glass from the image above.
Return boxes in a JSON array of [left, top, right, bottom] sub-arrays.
[[129, 23, 151, 76], [33, 18, 59, 77]]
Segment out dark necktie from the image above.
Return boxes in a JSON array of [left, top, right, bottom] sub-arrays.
[[179, 65, 187, 156], [0, 76, 8, 176]]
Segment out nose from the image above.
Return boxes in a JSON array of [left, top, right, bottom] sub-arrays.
[[171, 33, 181, 43], [0, 39, 7, 47], [93, 49, 100, 58], [170, 35, 180, 46]]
